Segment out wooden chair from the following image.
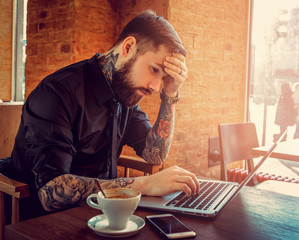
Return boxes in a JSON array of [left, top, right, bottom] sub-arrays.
[[0, 171, 29, 240], [0, 102, 23, 159], [0, 102, 27, 240], [217, 122, 260, 182]]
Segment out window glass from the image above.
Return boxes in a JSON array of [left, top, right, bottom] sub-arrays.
[[249, 0, 299, 180], [13, 0, 27, 101], [249, 0, 299, 144]]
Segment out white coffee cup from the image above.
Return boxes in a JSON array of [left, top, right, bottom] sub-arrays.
[[86, 188, 141, 230]]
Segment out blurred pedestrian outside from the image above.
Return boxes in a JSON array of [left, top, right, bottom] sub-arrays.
[[274, 82, 296, 141], [292, 82, 299, 139]]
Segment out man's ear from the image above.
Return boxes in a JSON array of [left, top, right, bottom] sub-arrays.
[[121, 36, 137, 57]]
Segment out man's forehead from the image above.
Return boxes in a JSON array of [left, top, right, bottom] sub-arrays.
[[136, 42, 170, 55], [140, 46, 170, 61]]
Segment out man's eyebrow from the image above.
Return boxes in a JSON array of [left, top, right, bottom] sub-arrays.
[[157, 63, 167, 73]]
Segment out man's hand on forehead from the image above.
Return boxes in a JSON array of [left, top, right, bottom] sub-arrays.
[[162, 53, 188, 98]]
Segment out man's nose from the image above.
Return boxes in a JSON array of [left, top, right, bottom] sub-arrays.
[[148, 77, 162, 93]]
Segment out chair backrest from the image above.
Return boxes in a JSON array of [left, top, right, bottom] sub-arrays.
[[218, 122, 259, 163], [218, 122, 260, 181], [0, 102, 23, 159], [0, 102, 28, 240]]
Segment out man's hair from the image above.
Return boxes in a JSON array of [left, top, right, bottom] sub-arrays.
[[114, 10, 186, 56]]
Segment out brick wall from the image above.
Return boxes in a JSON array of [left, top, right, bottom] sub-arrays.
[[26, 0, 75, 97], [73, 1, 118, 62], [24, 0, 249, 179], [166, 0, 249, 178], [0, 0, 13, 101]]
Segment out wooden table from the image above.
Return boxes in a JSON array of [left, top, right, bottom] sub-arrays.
[[252, 139, 299, 162], [5, 187, 299, 240]]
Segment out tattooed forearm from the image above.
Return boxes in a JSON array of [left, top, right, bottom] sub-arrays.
[[38, 174, 95, 212], [38, 174, 135, 212], [142, 100, 175, 164]]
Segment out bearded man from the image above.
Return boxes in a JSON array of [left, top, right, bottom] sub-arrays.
[[6, 10, 199, 220]]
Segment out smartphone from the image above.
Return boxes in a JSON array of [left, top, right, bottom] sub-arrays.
[[146, 214, 196, 239]]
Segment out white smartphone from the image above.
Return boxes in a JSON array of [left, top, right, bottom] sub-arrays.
[[146, 214, 196, 239]]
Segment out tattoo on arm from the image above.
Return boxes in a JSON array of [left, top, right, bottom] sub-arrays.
[[142, 101, 175, 165], [38, 174, 135, 212]]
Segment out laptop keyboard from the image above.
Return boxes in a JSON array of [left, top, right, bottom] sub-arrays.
[[165, 181, 231, 211]]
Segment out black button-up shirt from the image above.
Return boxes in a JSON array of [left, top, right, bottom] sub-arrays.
[[11, 54, 152, 191]]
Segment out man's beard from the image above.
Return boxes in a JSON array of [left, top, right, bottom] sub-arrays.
[[111, 57, 146, 108]]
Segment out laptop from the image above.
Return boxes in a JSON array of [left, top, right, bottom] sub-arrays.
[[138, 130, 287, 218]]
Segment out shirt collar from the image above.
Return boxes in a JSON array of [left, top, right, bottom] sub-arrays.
[[87, 53, 115, 105]]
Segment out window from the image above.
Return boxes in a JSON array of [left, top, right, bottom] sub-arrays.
[[12, 0, 27, 101], [248, 0, 299, 179]]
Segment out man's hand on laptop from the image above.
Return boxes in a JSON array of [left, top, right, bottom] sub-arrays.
[[133, 166, 200, 197]]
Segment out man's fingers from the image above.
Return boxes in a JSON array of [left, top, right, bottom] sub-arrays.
[[172, 53, 186, 62], [164, 56, 187, 73], [164, 61, 182, 75], [163, 53, 188, 83], [176, 176, 197, 196], [177, 183, 192, 197], [162, 53, 188, 96], [164, 67, 186, 81], [170, 166, 200, 195], [143, 166, 199, 197]]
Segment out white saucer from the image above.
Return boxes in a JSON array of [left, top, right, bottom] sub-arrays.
[[87, 214, 145, 238]]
